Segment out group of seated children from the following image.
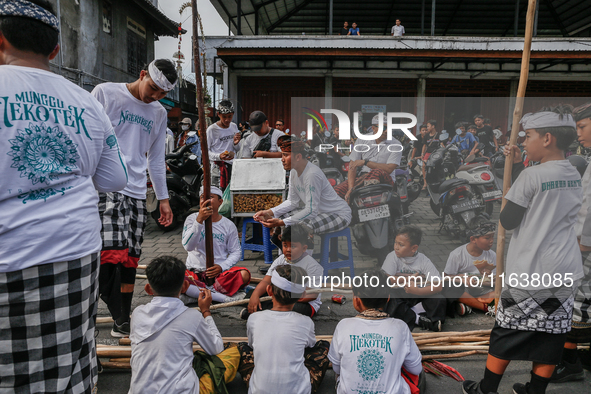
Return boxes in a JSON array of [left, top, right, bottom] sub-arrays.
[[128, 255, 425, 394], [382, 221, 497, 332]]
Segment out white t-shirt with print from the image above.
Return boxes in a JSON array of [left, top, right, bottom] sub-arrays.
[[206, 122, 238, 163], [328, 317, 422, 394], [238, 128, 285, 157], [381, 252, 440, 280], [92, 83, 168, 200], [267, 254, 323, 312], [444, 244, 497, 276], [505, 160, 584, 290], [349, 139, 402, 183], [271, 162, 352, 226], [182, 213, 241, 272], [247, 310, 316, 394], [0, 66, 128, 272]]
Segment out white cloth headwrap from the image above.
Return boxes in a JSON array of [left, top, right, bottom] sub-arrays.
[[271, 270, 306, 294], [148, 60, 176, 92], [199, 186, 223, 198], [520, 111, 576, 130]]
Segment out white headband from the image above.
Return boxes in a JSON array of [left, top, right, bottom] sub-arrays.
[[148, 60, 176, 92], [520, 112, 576, 130], [271, 270, 306, 294]]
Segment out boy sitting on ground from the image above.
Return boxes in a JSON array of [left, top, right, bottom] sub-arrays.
[[182, 186, 250, 303], [238, 265, 330, 394], [443, 218, 497, 316], [328, 269, 423, 394], [129, 256, 225, 393], [242, 225, 323, 319], [382, 226, 446, 332]]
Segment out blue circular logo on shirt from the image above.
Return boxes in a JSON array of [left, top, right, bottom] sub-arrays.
[[356, 349, 385, 381]]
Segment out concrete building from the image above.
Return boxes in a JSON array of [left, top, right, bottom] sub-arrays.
[[47, 0, 198, 126], [203, 0, 591, 131]]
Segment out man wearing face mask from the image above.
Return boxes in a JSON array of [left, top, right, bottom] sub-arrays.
[[177, 118, 193, 148]]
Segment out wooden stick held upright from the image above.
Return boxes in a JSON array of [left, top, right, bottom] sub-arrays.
[[494, 0, 538, 310], [192, 0, 214, 282]]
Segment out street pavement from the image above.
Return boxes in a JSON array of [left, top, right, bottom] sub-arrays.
[[96, 193, 591, 393]]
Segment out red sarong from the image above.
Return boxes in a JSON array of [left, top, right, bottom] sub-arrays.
[[185, 266, 250, 296]]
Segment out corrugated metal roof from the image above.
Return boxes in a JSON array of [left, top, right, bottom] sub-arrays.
[[210, 0, 591, 37], [205, 35, 591, 52]]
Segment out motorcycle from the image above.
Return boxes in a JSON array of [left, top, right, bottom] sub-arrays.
[[454, 142, 502, 216], [314, 147, 348, 186], [349, 183, 406, 264], [425, 133, 483, 239], [147, 140, 203, 231]]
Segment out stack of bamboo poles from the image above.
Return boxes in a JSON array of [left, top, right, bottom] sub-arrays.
[[96, 330, 494, 369]]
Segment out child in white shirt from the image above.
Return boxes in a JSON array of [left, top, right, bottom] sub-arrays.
[[328, 269, 423, 394], [239, 264, 330, 394], [382, 226, 445, 332], [182, 186, 250, 303], [129, 256, 224, 393], [443, 218, 497, 315], [243, 225, 323, 318]]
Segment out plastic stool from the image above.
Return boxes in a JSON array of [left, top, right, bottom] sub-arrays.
[[317, 228, 355, 277], [241, 217, 276, 265]]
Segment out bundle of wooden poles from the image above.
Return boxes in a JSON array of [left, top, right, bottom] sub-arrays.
[[96, 329, 494, 369]]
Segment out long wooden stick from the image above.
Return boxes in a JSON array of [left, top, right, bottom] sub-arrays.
[[96, 296, 273, 325], [191, 0, 214, 286], [494, 0, 538, 310]]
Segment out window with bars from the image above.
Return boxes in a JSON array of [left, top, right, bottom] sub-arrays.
[[127, 31, 146, 76]]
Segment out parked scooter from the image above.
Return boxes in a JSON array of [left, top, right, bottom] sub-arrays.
[[349, 183, 405, 264], [313, 147, 348, 186], [147, 140, 203, 231], [425, 133, 483, 239], [454, 142, 502, 216]]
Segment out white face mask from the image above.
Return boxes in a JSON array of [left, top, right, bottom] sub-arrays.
[[181, 125, 189, 131]]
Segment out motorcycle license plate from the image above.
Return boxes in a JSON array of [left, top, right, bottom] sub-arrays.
[[482, 190, 502, 201], [358, 205, 390, 222], [451, 199, 481, 214]]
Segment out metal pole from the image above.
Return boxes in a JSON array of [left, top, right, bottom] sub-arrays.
[[228, 17, 231, 36], [431, 0, 436, 36], [421, 0, 425, 35], [255, 10, 259, 35], [213, 57, 217, 114], [237, 0, 242, 35], [533, 0, 539, 37], [192, 0, 215, 280], [329, 0, 333, 35], [514, 0, 520, 36]]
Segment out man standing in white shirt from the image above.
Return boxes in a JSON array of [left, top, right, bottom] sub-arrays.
[[206, 100, 238, 190], [391, 19, 405, 37], [0, 1, 128, 392], [92, 59, 176, 337], [254, 136, 352, 236], [234, 110, 285, 158]]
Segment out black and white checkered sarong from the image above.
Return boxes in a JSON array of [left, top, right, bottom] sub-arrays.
[[99, 192, 147, 265], [0, 254, 99, 394], [281, 210, 350, 235]]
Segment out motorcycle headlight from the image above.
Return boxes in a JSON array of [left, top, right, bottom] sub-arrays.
[[430, 152, 441, 161]]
